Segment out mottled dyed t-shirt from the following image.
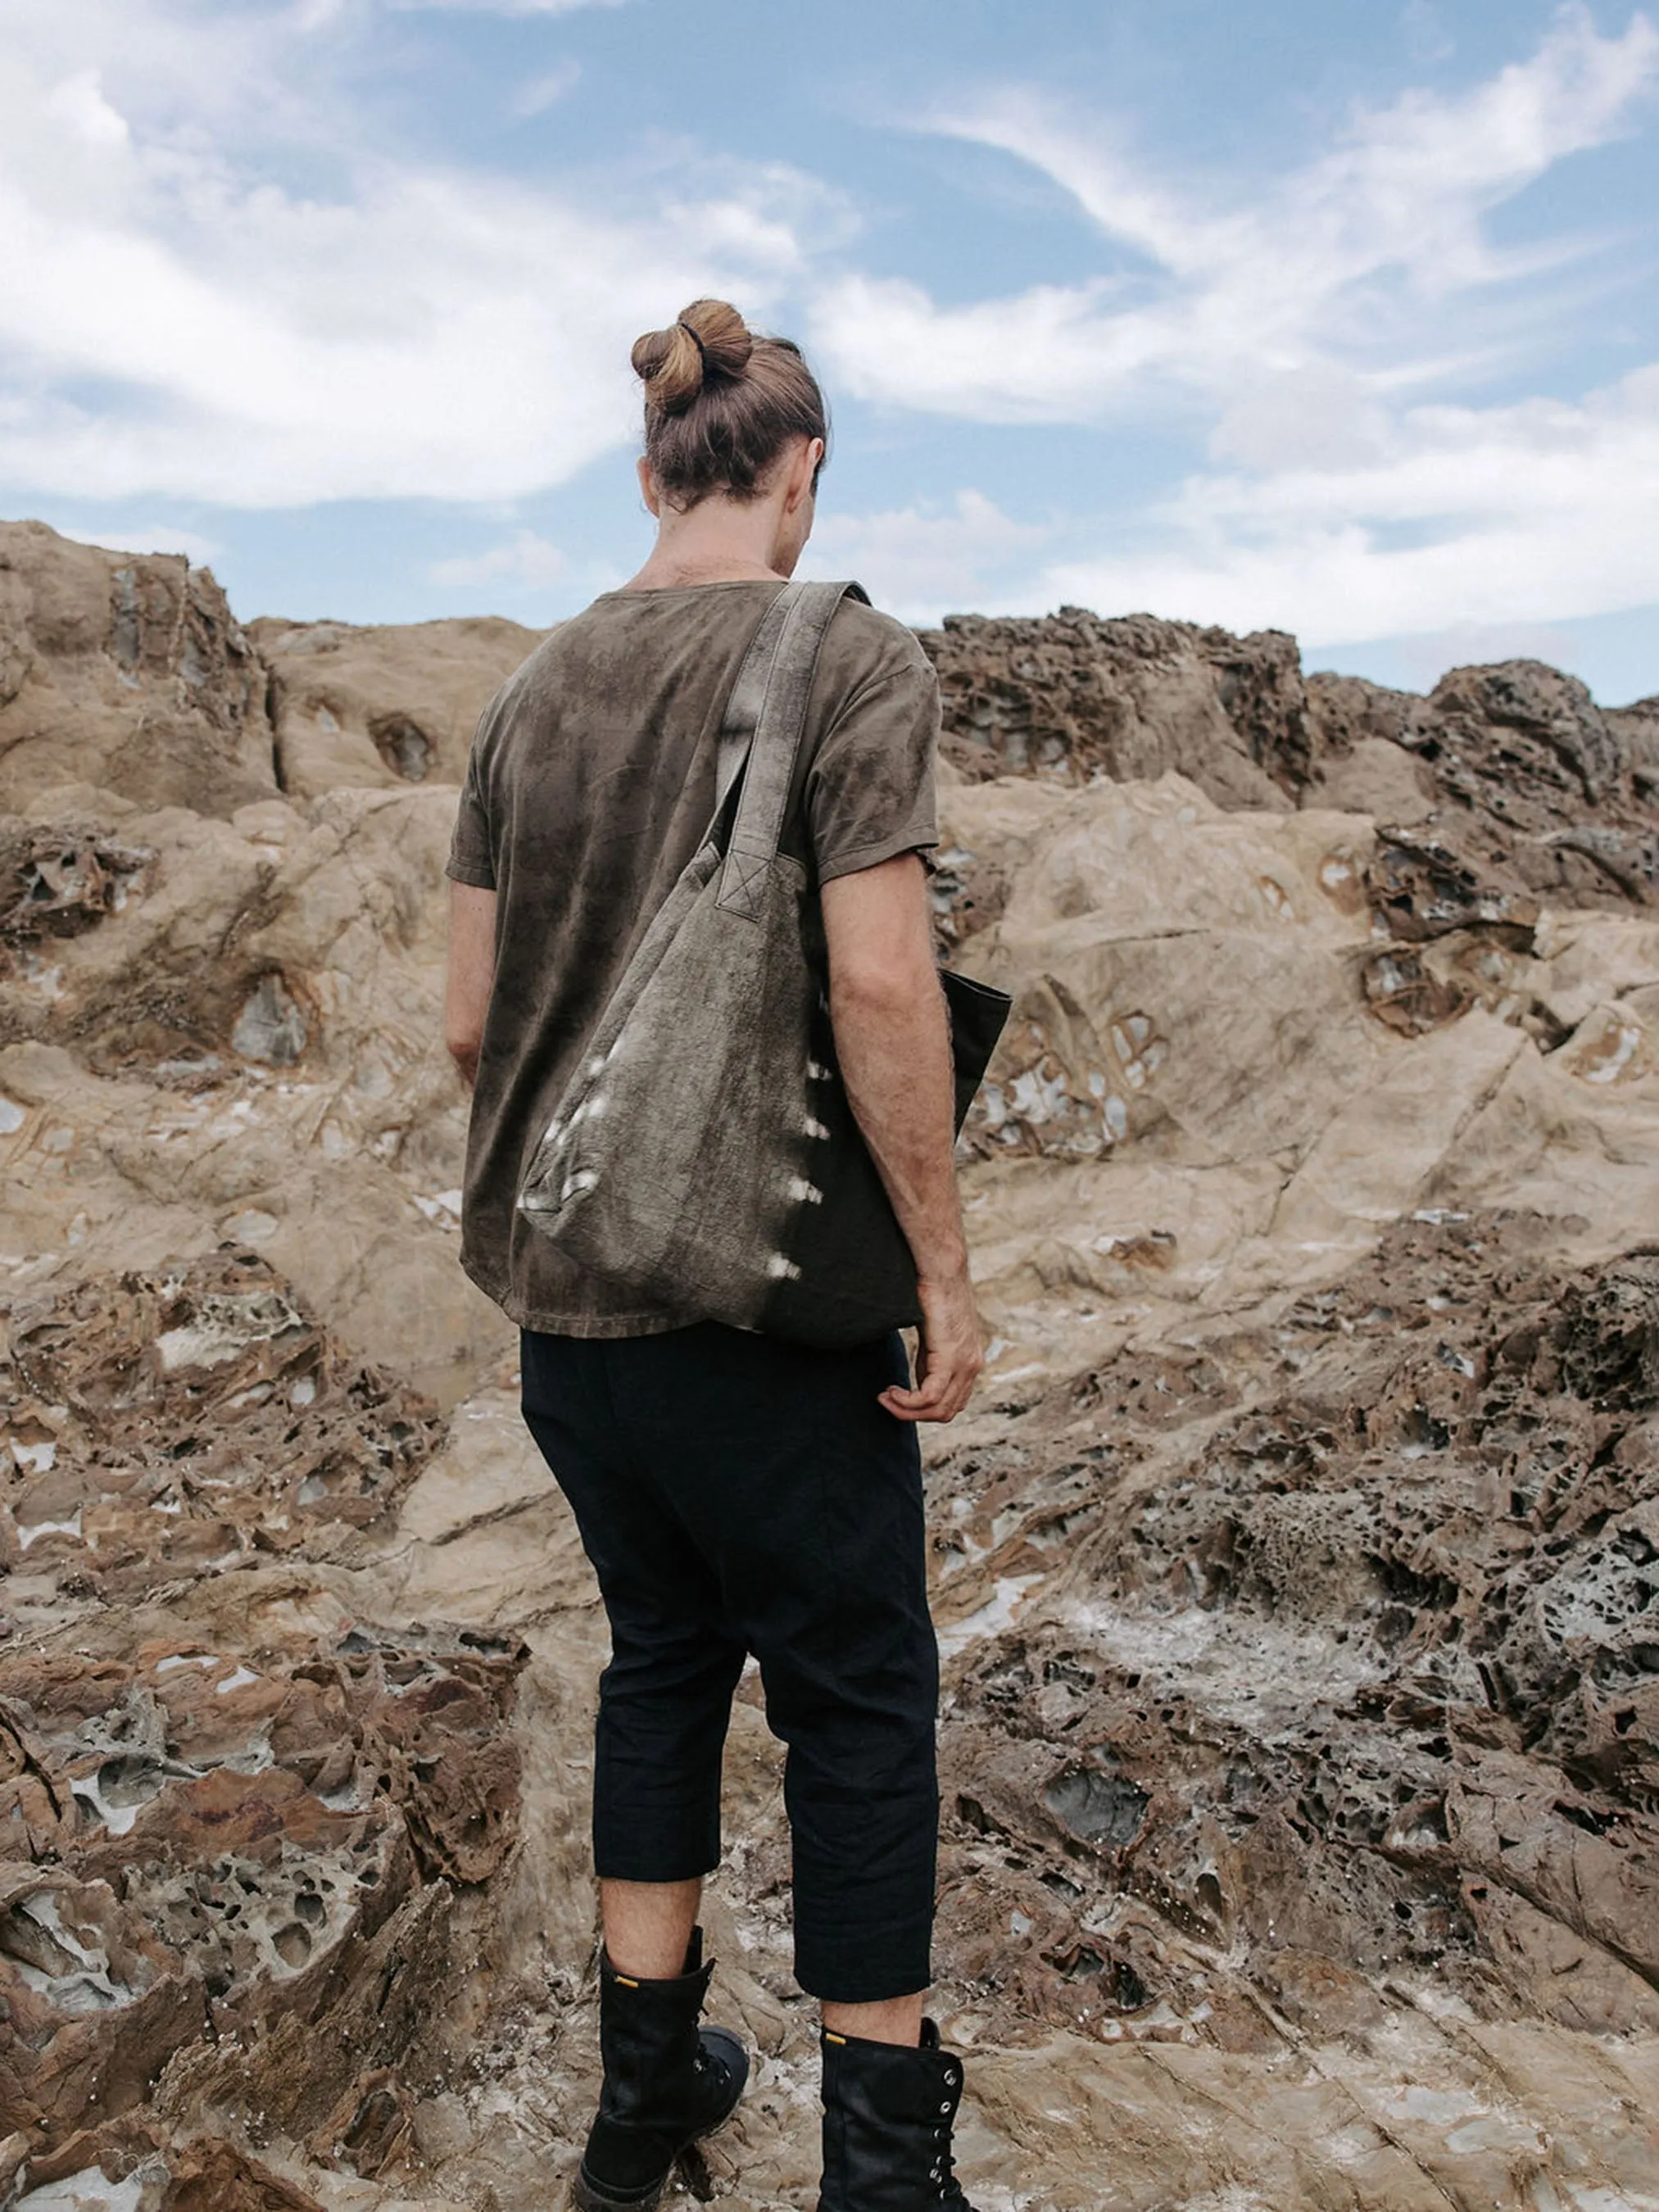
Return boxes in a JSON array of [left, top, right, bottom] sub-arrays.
[[445, 580, 941, 1335]]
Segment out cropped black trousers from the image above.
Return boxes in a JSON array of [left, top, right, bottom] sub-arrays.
[[519, 1321, 940, 2004]]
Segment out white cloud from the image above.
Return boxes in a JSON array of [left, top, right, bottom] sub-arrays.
[[805, 492, 1049, 626], [0, 0, 818, 506], [808, 7, 1659, 647], [813, 7, 1659, 423], [1041, 365, 1659, 644], [429, 528, 567, 590]]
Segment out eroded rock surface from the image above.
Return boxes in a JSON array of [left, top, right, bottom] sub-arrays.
[[2, 530, 1658, 2206], [250, 617, 544, 800], [0, 525, 274, 819], [923, 611, 1658, 918]]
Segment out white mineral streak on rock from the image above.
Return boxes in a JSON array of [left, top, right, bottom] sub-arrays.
[[15, 2169, 156, 2210]]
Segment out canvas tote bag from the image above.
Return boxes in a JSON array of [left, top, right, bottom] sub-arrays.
[[516, 579, 1010, 1349]]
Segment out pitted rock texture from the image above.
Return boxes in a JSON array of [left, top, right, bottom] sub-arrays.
[[1, 1248, 443, 1609], [1, 1602, 523, 2153], [923, 1224, 1659, 2056], [923, 610, 1657, 918], [922, 608, 1310, 809], [0, 524, 274, 819], [0, 780, 511, 1394]]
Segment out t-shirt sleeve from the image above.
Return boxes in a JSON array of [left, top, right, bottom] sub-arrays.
[[446, 714, 498, 890], [805, 655, 941, 884]]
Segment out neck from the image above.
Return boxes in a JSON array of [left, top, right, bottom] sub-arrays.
[[624, 496, 789, 591]]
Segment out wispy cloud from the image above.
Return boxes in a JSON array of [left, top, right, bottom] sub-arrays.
[[806, 492, 1049, 626], [0, 0, 817, 506], [429, 527, 567, 590], [812, 7, 1659, 423], [510, 61, 581, 117], [808, 7, 1659, 647], [1040, 363, 1659, 645]]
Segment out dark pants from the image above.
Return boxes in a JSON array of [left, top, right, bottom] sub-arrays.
[[519, 1322, 939, 2005]]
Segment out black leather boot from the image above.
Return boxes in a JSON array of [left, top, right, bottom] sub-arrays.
[[817, 2020, 979, 2210], [573, 1930, 750, 2211]]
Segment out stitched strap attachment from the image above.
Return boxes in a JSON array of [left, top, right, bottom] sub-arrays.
[[717, 580, 857, 922], [714, 587, 796, 818]]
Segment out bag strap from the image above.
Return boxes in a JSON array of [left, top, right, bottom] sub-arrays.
[[715, 579, 863, 921]]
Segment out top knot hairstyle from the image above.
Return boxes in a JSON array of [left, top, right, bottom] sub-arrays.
[[631, 298, 828, 509]]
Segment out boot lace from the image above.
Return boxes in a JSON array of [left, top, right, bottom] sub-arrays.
[[928, 2063, 967, 2204]]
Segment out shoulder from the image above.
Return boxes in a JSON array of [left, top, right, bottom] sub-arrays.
[[468, 616, 583, 761], [818, 592, 936, 700]]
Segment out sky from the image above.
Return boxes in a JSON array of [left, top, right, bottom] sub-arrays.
[[2, 0, 1658, 704]]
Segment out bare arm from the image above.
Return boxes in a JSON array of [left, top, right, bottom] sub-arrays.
[[821, 853, 983, 1423], [446, 882, 497, 1090]]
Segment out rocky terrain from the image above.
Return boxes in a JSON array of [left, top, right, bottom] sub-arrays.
[[1, 517, 1657, 2210]]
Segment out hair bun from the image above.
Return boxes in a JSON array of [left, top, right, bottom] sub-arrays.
[[630, 298, 754, 415]]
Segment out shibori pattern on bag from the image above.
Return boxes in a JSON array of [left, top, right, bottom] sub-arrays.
[[515, 580, 1009, 1350]]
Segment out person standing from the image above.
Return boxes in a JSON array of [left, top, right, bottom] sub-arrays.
[[445, 298, 985, 2210]]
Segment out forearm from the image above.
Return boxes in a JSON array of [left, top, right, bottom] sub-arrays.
[[446, 881, 498, 1088], [830, 968, 968, 1281]]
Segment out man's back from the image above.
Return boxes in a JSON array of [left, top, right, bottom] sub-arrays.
[[447, 579, 939, 1335]]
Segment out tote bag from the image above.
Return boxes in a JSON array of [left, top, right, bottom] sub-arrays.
[[516, 579, 1010, 1349]]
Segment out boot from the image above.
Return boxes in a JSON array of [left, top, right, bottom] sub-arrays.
[[573, 1929, 749, 2211], [817, 2020, 979, 2210]]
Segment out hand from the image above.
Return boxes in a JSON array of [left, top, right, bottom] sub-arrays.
[[880, 1272, 985, 1424]]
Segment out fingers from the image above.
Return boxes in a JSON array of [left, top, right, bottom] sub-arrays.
[[879, 1353, 981, 1424], [882, 1281, 985, 1423]]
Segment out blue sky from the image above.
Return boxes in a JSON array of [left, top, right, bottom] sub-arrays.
[[3, 0, 1658, 703]]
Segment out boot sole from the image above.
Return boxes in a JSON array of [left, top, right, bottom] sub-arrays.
[[570, 2028, 750, 2212]]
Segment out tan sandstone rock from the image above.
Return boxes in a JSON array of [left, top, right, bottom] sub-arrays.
[[3, 528, 1659, 2210], [250, 616, 543, 800], [0, 524, 274, 818]]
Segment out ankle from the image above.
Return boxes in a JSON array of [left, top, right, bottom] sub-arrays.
[[821, 1992, 924, 2047]]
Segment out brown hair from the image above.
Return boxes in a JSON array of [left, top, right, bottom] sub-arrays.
[[630, 297, 828, 509]]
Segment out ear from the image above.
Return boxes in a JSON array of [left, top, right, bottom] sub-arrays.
[[783, 437, 824, 514], [637, 455, 661, 517]]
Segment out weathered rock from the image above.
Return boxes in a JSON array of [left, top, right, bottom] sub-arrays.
[[3, 526, 1659, 2206], [0, 783, 511, 1394], [250, 615, 542, 800], [0, 524, 274, 818], [1609, 690, 1659, 802], [0, 1597, 523, 2151], [925, 614, 1658, 925], [921, 607, 1308, 809]]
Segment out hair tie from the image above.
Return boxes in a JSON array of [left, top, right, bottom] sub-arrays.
[[678, 320, 711, 375]]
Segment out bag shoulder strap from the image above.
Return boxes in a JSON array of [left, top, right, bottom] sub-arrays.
[[715, 579, 865, 921]]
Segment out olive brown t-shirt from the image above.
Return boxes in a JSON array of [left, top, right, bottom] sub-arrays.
[[445, 580, 941, 1335]]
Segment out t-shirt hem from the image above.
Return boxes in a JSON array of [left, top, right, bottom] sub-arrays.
[[817, 826, 940, 884], [461, 1249, 697, 1339], [446, 856, 496, 890]]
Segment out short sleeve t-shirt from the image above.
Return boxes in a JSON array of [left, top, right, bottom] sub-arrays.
[[446, 579, 941, 1335]]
